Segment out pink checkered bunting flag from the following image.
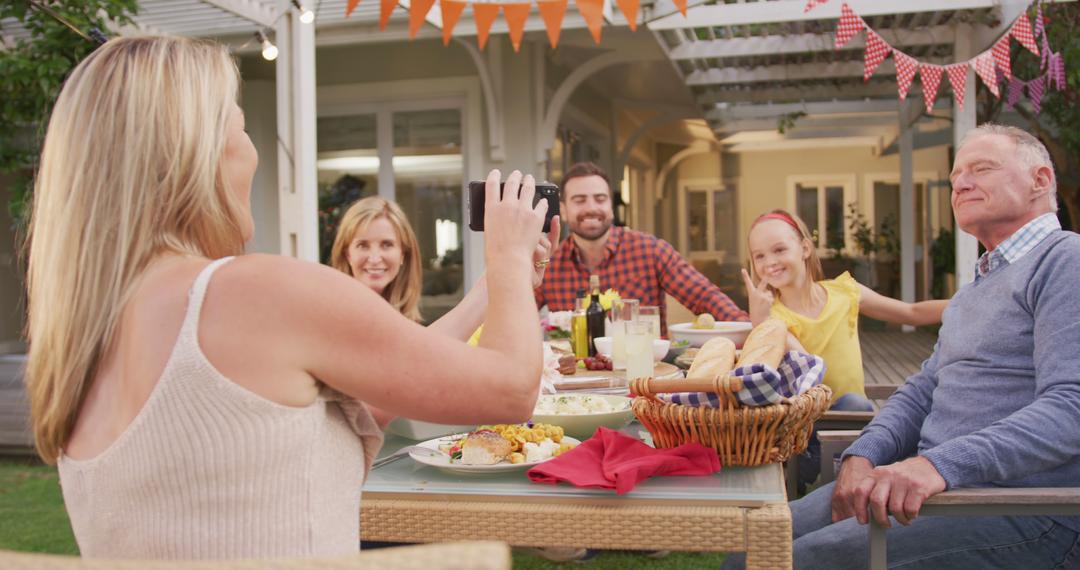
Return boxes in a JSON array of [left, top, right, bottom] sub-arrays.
[[992, 36, 1012, 80], [1006, 78, 1025, 109], [835, 3, 863, 49], [804, 0, 829, 12], [974, 52, 1000, 98], [1052, 53, 1066, 91], [1028, 76, 1045, 113], [946, 63, 970, 109], [919, 64, 945, 113], [864, 30, 890, 80], [894, 49, 918, 100], [1035, 4, 1046, 38], [1011, 13, 1040, 56]]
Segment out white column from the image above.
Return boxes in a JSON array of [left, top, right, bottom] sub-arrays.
[[274, 2, 319, 261], [376, 108, 394, 199], [953, 23, 979, 288], [899, 99, 915, 332]]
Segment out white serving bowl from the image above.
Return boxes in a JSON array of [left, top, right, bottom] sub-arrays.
[[668, 321, 753, 348], [651, 338, 671, 361], [385, 418, 474, 440], [593, 336, 614, 357], [593, 336, 671, 361], [531, 394, 634, 440]]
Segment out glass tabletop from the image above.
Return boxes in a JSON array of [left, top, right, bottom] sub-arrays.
[[364, 425, 786, 507]]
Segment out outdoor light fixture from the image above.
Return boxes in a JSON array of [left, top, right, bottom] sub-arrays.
[[291, 0, 315, 24], [255, 30, 278, 61]]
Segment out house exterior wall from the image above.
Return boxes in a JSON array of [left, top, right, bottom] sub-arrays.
[[726, 145, 950, 267]]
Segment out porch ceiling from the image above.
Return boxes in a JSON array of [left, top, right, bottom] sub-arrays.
[[644, 0, 1011, 147]]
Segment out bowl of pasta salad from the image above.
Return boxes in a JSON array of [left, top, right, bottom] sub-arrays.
[[531, 394, 634, 440]]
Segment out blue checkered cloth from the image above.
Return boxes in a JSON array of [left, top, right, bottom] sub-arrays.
[[663, 351, 826, 407]]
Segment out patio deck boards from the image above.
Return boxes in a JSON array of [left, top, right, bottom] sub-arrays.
[[860, 329, 936, 409], [0, 331, 940, 453]]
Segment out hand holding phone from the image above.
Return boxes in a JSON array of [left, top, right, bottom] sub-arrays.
[[468, 180, 560, 232]]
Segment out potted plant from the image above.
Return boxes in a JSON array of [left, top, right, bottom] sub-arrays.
[[844, 203, 900, 293]]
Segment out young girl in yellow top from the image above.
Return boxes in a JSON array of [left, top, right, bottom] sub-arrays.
[[741, 209, 947, 411]]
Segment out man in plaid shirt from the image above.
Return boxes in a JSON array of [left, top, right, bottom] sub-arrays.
[[534, 162, 747, 335]]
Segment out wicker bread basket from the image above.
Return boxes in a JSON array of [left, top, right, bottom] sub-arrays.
[[630, 375, 832, 467]]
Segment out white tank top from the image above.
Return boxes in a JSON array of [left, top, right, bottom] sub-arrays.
[[58, 257, 384, 559]]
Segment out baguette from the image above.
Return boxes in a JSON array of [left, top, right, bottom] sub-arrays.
[[734, 318, 787, 370], [687, 337, 736, 381]]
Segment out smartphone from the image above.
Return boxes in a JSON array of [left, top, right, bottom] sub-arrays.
[[467, 180, 560, 232]]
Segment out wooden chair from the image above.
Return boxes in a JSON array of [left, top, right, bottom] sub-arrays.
[[806, 385, 1080, 570], [0, 541, 510, 570], [869, 488, 1080, 570]]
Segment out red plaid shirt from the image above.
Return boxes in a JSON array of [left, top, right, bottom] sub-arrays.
[[534, 227, 748, 335]]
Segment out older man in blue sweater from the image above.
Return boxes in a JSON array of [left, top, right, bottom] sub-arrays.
[[725, 124, 1080, 569]]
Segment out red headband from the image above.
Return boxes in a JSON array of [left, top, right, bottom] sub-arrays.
[[754, 212, 801, 233]]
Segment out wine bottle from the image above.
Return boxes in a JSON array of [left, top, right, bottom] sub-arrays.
[[586, 275, 605, 357]]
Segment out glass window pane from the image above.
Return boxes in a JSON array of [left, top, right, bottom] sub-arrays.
[[796, 184, 819, 246], [687, 191, 708, 252], [825, 185, 845, 251], [713, 186, 737, 252], [316, 114, 379, 264], [392, 109, 464, 324]]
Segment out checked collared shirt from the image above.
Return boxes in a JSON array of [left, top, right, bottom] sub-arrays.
[[534, 226, 748, 335], [975, 213, 1061, 282]]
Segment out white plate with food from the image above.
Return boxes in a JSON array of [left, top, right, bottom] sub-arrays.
[[409, 425, 580, 474]]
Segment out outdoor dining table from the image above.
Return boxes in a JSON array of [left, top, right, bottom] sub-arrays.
[[361, 424, 793, 569]]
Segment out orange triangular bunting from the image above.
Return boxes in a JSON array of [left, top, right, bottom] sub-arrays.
[[379, 0, 396, 30], [409, 0, 437, 38], [615, 0, 638, 31], [346, 0, 361, 17], [575, 0, 604, 43], [473, 3, 501, 50], [440, 0, 467, 45], [537, 0, 567, 48], [503, 3, 532, 52], [672, 0, 686, 16]]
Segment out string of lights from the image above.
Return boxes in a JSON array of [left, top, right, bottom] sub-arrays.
[[26, 0, 317, 60]]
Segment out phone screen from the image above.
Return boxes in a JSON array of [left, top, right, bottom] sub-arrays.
[[467, 181, 560, 232]]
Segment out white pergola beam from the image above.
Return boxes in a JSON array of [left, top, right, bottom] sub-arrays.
[[696, 82, 899, 105], [719, 124, 895, 140], [724, 136, 883, 153], [649, 0, 1008, 31], [712, 117, 897, 134], [201, 0, 277, 28], [684, 57, 960, 86], [669, 25, 954, 61], [709, 99, 903, 120]]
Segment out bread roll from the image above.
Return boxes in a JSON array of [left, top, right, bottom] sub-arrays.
[[687, 337, 736, 381], [735, 318, 787, 370]]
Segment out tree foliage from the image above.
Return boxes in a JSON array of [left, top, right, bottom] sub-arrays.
[[978, 4, 1080, 230], [0, 0, 138, 223]]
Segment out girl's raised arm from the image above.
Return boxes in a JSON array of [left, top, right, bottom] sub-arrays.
[[857, 284, 948, 327]]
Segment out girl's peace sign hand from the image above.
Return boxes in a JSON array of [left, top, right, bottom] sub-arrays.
[[741, 268, 774, 327]]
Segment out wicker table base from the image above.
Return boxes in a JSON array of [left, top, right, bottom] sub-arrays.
[[361, 499, 791, 568]]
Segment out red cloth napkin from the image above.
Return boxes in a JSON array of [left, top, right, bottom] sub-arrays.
[[527, 427, 721, 495]]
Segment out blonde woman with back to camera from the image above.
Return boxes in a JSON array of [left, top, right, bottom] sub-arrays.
[[26, 35, 548, 560]]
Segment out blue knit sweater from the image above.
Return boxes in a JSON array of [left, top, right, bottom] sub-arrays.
[[844, 229, 1080, 529]]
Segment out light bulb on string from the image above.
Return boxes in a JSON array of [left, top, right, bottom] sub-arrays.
[[255, 30, 278, 60], [291, 0, 315, 24]]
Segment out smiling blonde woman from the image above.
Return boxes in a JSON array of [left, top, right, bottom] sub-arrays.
[[25, 35, 551, 560]]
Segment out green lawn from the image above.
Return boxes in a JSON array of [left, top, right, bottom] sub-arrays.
[[0, 458, 727, 567], [0, 458, 78, 555]]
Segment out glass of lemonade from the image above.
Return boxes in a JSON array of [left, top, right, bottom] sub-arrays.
[[639, 305, 661, 340], [625, 321, 653, 382], [610, 299, 639, 370]]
